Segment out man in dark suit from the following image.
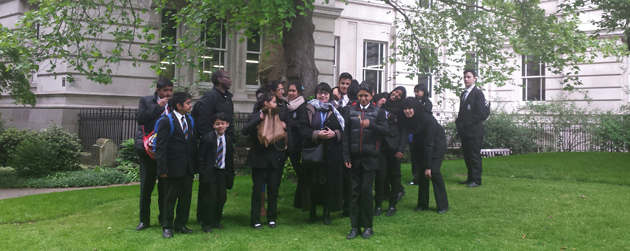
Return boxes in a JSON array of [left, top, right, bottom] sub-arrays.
[[133, 78, 173, 231], [342, 82, 387, 239], [155, 92, 197, 238], [195, 70, 234, 223], [196, 113, 235, 233], [455, 69, 487, 188]]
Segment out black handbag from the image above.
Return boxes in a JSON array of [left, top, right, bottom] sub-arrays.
[[302, 143, 324, 164]]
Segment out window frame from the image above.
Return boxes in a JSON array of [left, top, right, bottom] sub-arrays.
[[521, 55, 546, 101], [362, 40, 387, 94]]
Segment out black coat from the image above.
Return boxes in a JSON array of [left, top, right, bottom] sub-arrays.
[[381, 107, 409, 153], [134, 92, 166, 151], [154, 114, 197, 177], [286, 101, 307, 152], [342, 103, 387, 171], [196, 87, 235, 139], [197, 132, 235, 189], [242, 111, 285, 169], [407, 105, 447, 170], [297, 103, 344, 211], [455, 86, 486, 138]]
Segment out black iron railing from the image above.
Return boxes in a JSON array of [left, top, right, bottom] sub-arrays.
[[78, 107, 138, 150]]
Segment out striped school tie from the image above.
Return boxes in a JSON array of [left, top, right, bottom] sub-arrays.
[[217, 137, 223, 168], [181, 116, 188, 139]]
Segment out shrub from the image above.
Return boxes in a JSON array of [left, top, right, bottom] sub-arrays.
[[117, 138, 139, 165], [482, 109, 538, 154], [8, 138, 57, 177], [39, 124, 82, 172], [0, 128, 36, 166], [5, 124, 81, 176], [588, 108, 630, 152], [115, 138, 140, 182]]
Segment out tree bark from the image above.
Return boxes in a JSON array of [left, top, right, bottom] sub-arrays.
[[259, 33, 287, 89], [282, 0, 319, 98]]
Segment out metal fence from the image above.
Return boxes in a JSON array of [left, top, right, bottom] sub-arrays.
[[78, 108, 138, 150], [78, 107, 626, 153], [78, 109, 252, 150]]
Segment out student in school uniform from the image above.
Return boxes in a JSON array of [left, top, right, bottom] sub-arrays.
[[154, 91, 197, 238], [242, 92, 286, 229], [197, 113, 234, 233], [342, 82, 387, 239]]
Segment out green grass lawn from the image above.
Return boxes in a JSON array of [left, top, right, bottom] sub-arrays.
[[1, 152, 629, 250]]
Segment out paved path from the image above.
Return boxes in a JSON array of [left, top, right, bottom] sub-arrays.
[[0, 182, 139, 200]]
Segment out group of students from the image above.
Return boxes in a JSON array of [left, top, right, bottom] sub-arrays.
[[134, 70, 456, 240]]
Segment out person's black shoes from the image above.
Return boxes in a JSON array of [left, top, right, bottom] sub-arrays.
[[135, 222, 149, 231], [212, 224, 224, 229], [175, 226, 193, 234], [346, 228, 359, 239], [397, 191, 406, 202], [459, 180, 471, 184], [323, 215, 332, 225], [162, 229, 173, 238], [386, 207, 397, 217], [373, 207, 383, 216], [437, 207, 449, 214], [202, 226, 213, 233], [407, 181, 417, 185], [362, 228, 374, 239], [268, 221, 277, 228], [414, 207, 427, 212], [253, 223, 262, 229], [467, 182, 481, 187]]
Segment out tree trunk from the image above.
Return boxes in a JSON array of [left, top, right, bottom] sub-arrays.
[[282, 0, 319, 98], [259, 33, 287, 89]]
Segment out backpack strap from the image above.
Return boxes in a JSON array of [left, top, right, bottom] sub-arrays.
[[166, 113, 175, 136], [186, 114, 194, 131]]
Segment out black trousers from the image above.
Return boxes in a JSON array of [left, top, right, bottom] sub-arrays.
[[374, 151, 390, 209], [162, 174, 193, 230], [417, 155, 449, 210], [288, 150, 304, 208], [349, 163, 375, 229], [137, 150, 165, 225], [198, 169, 228, 227], [410, 144, 420, 183], [461, 136, 483, 184], [251, 165, 280, 225], [341, 164, 352, 215], [375, 144, 404, 208]]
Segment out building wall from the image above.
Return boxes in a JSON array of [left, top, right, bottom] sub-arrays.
[[1, 0, 629, 136]]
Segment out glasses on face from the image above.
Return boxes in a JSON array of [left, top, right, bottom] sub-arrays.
[[414, 90, 421, 93], [220, 76, 231, 80], [277, 88, 284, 92], [317, 92, 329, 96]]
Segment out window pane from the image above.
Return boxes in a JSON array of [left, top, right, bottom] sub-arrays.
[[526, 56, 541, 76], [418, 75, 431, 98], [201, 50, 225, 78], [364, 42, 381, 68], [247, 29, 261, 52], [204, 19, 225, 49], [541, 78, 546, 101], [522, 79, 527, 101], [161, 9, 177, 43], [363, 70, 379, 92], [246, 53, 260, 86], [526, 78, 542, 101], [466, 52, 477, 71]]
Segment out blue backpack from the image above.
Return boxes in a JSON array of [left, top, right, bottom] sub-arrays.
[[146, 113, 195, 158]]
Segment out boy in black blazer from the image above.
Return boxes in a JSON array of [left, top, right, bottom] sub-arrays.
[[342, 82, 387, 239], [197, 113, 234, 233], [155, 92, 197, 238]]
